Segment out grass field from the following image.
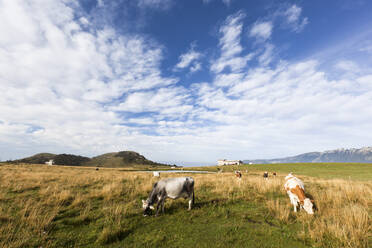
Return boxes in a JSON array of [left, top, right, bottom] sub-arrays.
[[0, 163, 371, 248], [190, 163, 372, 181]]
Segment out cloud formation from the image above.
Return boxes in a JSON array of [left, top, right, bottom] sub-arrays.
[[0, 0, 178, 159], [137, 0, 174, 10], [211, 11, 253, 74], [175, 44, 203, 73], [1, 1, 371, 164], [280, 4, 308, 32], [249, 21, 273, 41], [202, 0, 233, 6]]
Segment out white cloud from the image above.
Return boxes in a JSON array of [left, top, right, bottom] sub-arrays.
[[249, 21, 273, 41], [219, 11, 245, 57], [335, 60, 359, 72], [211, 12, 253, 74], [175, 44, 202, 73], [194, 59, 372, 159], [214, 73, 243, 87], [97, 0, 104, 7], [222, 0, 232, 6], [0, 0, 179, 159], [190, 62, 202, 73], [137, 0, 173, 10], [1, 1, 372, 164], [359, 44, 372, 53], [258, 43, 275, 66], [281, 4, 308, 32], [202, 0, 233, 6], [111, 87, 191, 114]]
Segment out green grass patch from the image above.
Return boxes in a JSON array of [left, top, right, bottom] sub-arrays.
[[191, 163, 372, 180]]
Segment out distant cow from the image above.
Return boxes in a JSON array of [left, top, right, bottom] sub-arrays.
[[153, 171, 160, 177], [142, 177, 195, 216], [273, 172, 277, 177], [235, 170, 242, 179], [263, 171, 269, 180], [284, 173, 314, 214]]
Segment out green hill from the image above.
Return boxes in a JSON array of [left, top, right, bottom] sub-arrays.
[[10, 151, 170, 168], [83, 151, 169, 168], [16, 153, 56, 164], [53, 154, 90, 166]]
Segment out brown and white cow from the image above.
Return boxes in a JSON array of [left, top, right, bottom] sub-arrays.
[[284, 173, 314, 214], [235, 170, 242, 179]]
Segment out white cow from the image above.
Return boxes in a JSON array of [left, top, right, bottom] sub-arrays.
[[142, 177, 195, 216], [284, 173, 314, 214], [153, 171, 160, 177]]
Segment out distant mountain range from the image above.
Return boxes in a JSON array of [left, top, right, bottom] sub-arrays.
[[244, 147, 372, 164], [9, 151, 173, 168]]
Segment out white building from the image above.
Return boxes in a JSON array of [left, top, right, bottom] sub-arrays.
[[45, 159, 54, 165], [217, 159, 243, 166]]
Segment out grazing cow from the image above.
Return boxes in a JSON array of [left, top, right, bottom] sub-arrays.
[[263, 171, 269, 180], [153, 171, 160, 177], [235, 170, 242, 179], [142, 177, 195, 216], [273, 172, 277, 177], [284, 173, 314, 214]]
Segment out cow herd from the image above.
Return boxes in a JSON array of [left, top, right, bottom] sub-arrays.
[[142, 171, 315, 216]]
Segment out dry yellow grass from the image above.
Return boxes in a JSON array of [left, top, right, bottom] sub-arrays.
[[0, 164, 370, 248]]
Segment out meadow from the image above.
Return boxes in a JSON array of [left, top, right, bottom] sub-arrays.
[[0, 163, 371, 248]]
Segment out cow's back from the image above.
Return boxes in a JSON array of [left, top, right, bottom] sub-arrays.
[[285, 176, 305, 191], [158, 177, 194, 199]]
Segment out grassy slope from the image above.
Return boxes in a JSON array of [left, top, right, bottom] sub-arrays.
[[82, 152, 170, 168], [189, 163, 372, 180], [0, 164, 370, 248]]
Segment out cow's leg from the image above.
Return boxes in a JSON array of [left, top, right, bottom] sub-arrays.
[[289, 195, 297, 212], [161, 199, 165, 213], [155, 198, 162, 216], [156, 191, 166, 216], [293, 199, 298, 212], [188, 191, 194, 210]]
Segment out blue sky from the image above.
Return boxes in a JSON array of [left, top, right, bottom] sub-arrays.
[[1, 0, 372, 164]]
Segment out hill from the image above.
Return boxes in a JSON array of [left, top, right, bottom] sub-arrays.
[[53, 154, 90, 166], [10, 150, 170, 168], [83, 151, 170, 168], [244, 147, 372, 164], [15, 153, 56, 164]]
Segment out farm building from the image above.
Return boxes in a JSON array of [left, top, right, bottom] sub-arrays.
[[45, 159, 54, 165], [217, 159, 243, 166]]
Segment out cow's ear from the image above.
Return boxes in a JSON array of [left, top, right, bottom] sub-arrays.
[[310, 200, 315, 203], [150, 205, 155, 210]]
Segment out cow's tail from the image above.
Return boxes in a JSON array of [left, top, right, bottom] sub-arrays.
[[191, 179, 195, 205]]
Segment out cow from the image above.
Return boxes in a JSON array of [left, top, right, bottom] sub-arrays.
[[153, 171, 160, 177], [263, 171, 269, 180], [284, 173, 314, 214], [142, 177, 195, 216], [273, 172, 277, 177], [235, 170, 242, 179]]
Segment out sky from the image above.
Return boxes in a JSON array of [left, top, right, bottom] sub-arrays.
[[1, 0, 372, 165]]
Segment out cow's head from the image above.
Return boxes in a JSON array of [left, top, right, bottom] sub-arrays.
[[302, 198, 314, 215], [142, 199, 154, 216]]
